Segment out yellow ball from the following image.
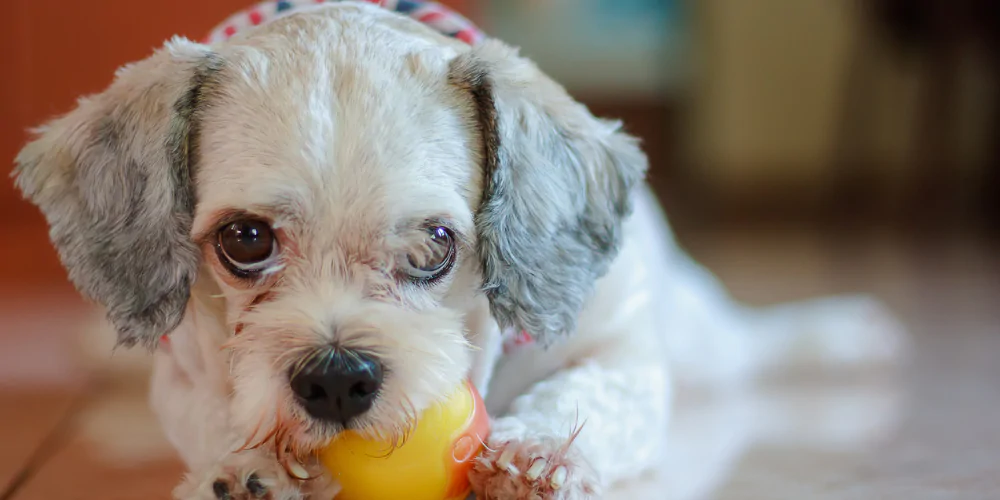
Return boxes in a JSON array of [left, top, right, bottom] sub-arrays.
[[320, 381, 490, 500]]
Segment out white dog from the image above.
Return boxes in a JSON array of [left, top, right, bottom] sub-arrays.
[[13, 2, 904, 499]]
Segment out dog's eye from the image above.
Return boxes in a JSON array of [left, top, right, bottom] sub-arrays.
[[402, 226, 456, 283], [216, 219, 278, 275]]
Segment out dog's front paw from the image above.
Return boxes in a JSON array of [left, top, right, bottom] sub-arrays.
[[470, 435, 601, 500], [174, 451, 329, 500], [207, 471, 291, 500]]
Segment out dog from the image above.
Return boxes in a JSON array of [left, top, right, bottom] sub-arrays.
[[13, 1, 905, 498]]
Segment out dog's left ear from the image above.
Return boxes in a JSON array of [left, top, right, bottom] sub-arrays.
[[13, 38, 221, 349], [449, 40, 648, 346]]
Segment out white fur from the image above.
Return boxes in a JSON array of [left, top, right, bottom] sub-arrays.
[[22, 4, 906, 499]]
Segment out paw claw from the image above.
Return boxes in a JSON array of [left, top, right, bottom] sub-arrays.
[[550, 466, 567, 490], [526, 458, 547, 481], [288, 462, 310, 480], [469, 436, 599, 499], [476, 456, 496, 471], [497, 446, 517, 472]]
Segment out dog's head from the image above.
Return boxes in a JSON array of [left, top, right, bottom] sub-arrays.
[[14, 4, 646, 458]]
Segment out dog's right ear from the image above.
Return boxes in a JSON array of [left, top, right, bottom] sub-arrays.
[[13, 38, 223, 349], [449, 40, 648, 346]]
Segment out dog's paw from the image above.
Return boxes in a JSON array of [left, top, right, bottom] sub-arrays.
[[469, 435, 601, 500], [206, 471, 295, 500], [173, 451, 326, 500], [175, 468, 302, 500]]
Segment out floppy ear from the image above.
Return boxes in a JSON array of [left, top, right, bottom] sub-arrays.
[[13, 38, 222, 349], [449, 40, 648, 346]]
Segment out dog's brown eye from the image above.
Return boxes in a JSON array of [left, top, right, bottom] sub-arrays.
[[217, 219, 278, 275], [402, 226, 456, 283]]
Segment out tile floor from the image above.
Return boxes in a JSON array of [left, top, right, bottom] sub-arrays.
[[1, 227, 997, 499]]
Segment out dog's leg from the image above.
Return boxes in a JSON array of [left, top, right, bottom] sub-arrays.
[[158, 380, 336, 500], [157, 380, 328, 500], [470, 352, 669, 500], [152, 331, 335, 500], [623, 186, 907, 386], [471, 284, 669, 500], [742, 294, 908, 369], [661, 249, 908, 386], [469, 201, 676, 500]]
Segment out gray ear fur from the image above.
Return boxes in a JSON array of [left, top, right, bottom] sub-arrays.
[[449, 40, 648, 346], [13, 38, 222, 349]]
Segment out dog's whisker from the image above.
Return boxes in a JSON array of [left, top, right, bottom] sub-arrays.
[[237, 410, 273, 452], [320, 348, 337, 375], [273, 347, 307, 371], [287, 349, 323, 382]]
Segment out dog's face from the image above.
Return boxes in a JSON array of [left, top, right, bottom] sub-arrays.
[[14, 4, 646, 459], [189, 9, 485, 453]]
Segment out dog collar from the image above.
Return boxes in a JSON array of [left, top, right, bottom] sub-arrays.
[[205, 0, 485, 45], [503, 329, 535, 355]]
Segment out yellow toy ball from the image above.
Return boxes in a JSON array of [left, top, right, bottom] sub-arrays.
[[320, 380, 490, 500]]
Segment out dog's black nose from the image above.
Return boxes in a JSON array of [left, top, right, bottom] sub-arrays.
[[289, 349, 383, 424]]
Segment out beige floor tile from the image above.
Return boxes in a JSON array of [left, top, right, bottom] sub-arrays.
[[10, 374, 183, 500], [0, 290, 93, 497], [12, 432, 184, 500], [0, 390, 85, 495]]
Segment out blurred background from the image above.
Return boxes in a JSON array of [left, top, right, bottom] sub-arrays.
[[480, 0, 1000, 235], [1, 1, 999, 499]]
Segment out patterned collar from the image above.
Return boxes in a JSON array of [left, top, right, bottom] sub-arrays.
[[204, 0, 485, 45]]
